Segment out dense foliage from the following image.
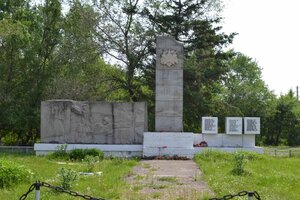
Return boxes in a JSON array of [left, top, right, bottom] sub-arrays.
[[0, 0, 300, 146]]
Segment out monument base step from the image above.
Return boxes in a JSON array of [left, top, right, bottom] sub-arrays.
[[34, 143, 264, 158], [143, 147, 194, 159], [143, 147, 263, 159], [143, 132, 194, 148]]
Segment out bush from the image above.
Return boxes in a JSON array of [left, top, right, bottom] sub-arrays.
[[85, 149, 104, 160], [83, 155, 99, 172], [0, 131, 18, 146], [232, 152, 247, 175], [58, 168, 77, 190], [47, 144, 69, 160], [69, 149, 85, 161], [0, 160, 32, 188], [69, 148, 104, 161]]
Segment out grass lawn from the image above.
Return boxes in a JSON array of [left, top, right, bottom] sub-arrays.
[[2, 150, 300, 200], [194, 150, 300, 200], [0, 153, 138, 200]]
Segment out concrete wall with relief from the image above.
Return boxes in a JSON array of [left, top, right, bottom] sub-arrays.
[[41, 100, 147, 144]]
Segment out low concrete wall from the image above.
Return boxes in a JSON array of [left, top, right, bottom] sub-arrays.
[[194, 134, 256, 148], [41, 100, 147, 144], [36, 132, 263, 158], [143, 132, 262, 158]]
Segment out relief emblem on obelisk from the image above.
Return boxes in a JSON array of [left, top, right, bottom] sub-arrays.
[[160, 50, 178, 67]]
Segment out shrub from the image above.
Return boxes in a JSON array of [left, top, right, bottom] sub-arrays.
[[232, 152, 247, 175], [0, 131, 18, 146], [58, 168, 77, 190], [69, 148, 104, 161], [83, 155, 99, 172], [69, 149, 85, 161], [85, 149, 104, 161], [0, 160, 32, 188], [47, 144, 69, 160]]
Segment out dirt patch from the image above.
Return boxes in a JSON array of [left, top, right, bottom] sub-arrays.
[[125, 160, 213, 200]]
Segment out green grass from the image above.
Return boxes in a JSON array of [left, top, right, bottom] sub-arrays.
[[157, 176, 178, 183], [3, 150, 300, 200], [194, 150, 300, 200], [0, 153, 138, 200]]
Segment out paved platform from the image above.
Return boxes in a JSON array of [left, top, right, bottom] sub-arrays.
[[125, 160, 213, 199]]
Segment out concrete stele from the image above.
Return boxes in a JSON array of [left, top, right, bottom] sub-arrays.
[[155, 36, 184, 132]]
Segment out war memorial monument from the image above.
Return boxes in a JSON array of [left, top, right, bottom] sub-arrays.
[[35, 36, 263, 157]]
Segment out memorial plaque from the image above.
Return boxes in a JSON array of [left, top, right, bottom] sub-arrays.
[[202, 117, 218, 134], [244, 117, 260, 134], [226, 117, 242, 134]]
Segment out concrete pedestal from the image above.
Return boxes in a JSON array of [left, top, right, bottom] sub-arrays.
[[143, 132, 194, 158]]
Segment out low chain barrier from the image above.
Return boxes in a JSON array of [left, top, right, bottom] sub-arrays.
[[20, 181, 260, 200], [209, 190, 261, 200], [19, 181, 106, 200]]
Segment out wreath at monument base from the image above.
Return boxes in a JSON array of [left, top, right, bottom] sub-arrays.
[[193, 141, 208, 147]]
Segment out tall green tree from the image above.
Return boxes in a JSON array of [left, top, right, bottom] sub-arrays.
[[223, 52, 275, 117], [264, 91, 300, 146], [47, 1, 102, 100], [93, 0, 156, 101], [0, 0, 62, 144], [221, 52, 277, 140]]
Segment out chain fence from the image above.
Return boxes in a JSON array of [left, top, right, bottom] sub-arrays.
[[20, 181, 260, 200], [19, 181, 106, 200], [209, 190, 261, 200]]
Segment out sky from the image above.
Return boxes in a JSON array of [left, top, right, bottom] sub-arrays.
[[221, 0, 300, 95]]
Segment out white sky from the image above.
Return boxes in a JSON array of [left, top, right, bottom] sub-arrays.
[[222, 0, 300, 95]]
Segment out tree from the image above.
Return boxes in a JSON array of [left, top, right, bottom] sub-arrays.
[[93, 0, 156, 101], [223, 52, 275, 117], [0, 0, 62, 144], [264, 91, 300, 146], [47, 1, 103, 100]]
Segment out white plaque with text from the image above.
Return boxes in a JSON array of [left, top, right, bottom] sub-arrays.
[[226, 117, 243, 134], [202, 117, 218, 134], [244, 117, 260, 134]]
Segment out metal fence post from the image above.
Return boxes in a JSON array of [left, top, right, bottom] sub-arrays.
[[248, 192, 253, 200], [35, 182, 40, 200]]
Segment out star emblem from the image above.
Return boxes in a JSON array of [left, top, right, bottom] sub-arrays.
[[160, 50, 178, 67]]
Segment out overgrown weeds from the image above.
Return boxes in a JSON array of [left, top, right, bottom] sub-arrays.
[[0, 159, 32, 188], [58, 167, 77, 190], [83, 155, 99, 172], [231, 152, 247, 175]]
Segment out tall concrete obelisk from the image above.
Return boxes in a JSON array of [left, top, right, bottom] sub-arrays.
[[155, 36, 184, 132]]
